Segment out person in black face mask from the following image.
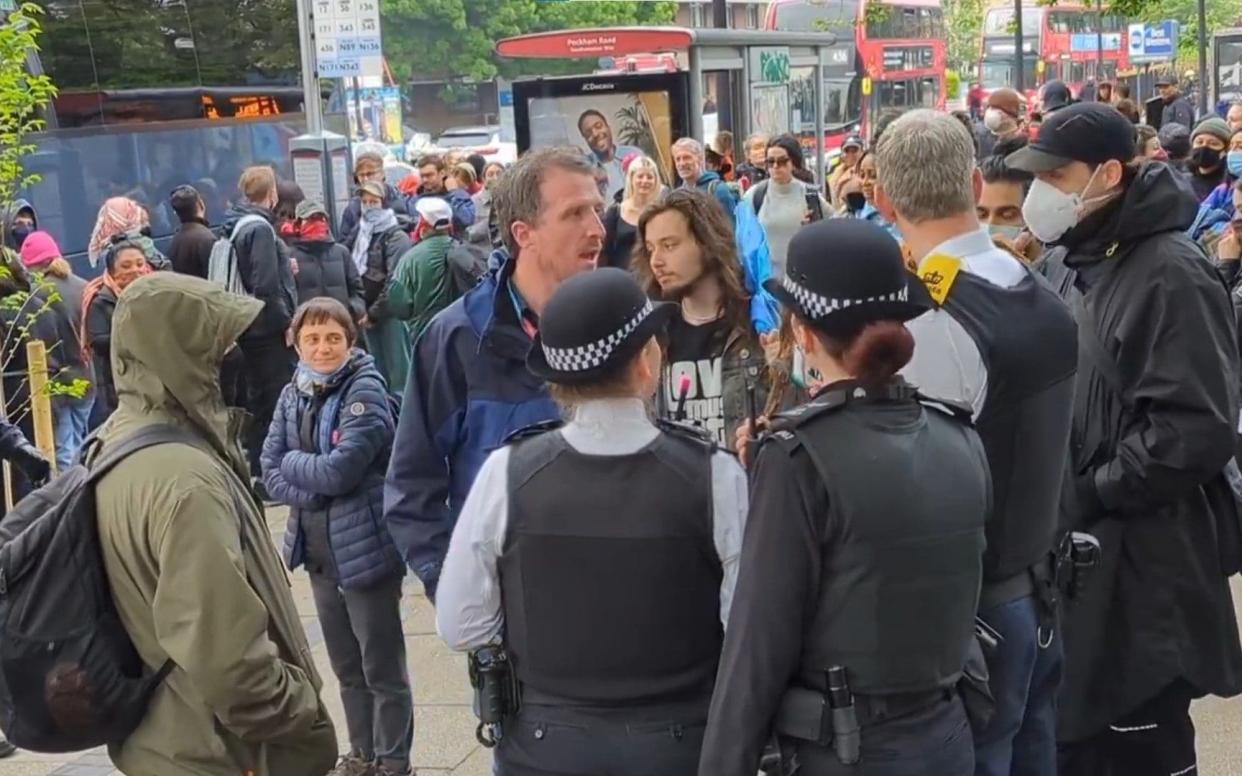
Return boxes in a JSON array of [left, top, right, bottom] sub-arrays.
[[1188, 117, 1231, 202], [1, 200, 38, 251]]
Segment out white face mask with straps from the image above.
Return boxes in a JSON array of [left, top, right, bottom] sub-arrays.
[[1020, 164, 1112, 243]]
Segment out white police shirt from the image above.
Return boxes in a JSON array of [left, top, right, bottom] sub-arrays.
[[435, 397, 750, 652], [902, 227, 1027, 418]]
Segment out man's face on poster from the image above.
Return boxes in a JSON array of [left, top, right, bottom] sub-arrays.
[[579, 112, 615, 156]]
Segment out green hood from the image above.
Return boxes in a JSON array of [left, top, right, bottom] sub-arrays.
[[107, 273, 262, 476]]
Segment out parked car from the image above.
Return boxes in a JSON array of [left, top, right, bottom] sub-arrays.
[[429, 125, 517, 165]]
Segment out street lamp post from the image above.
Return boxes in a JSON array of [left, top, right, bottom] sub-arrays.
[[1014, 0, 1024, 93], [1198, 0, 1209, 115], [1097, 0, 1104, 88]]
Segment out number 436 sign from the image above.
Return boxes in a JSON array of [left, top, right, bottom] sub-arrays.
[[314, 0, 383, 78]]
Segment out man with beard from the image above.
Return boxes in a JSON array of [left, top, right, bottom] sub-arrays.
[[577, 109, 642, 201], [384, 147, 605, 603], [632, 188, 768, 447], [407, 153, 475, 233], [1017, 102, 1242, 776]]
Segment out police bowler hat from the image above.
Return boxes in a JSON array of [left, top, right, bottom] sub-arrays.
[[527, 268, 677, 385], [766, 219, 933, 339]]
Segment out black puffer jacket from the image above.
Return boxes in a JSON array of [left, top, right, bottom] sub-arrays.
[[222, 203, 297, 343], [290, 238, 366, 322], [1038, 161, 1242, 742], [345, 220, 413, 320]]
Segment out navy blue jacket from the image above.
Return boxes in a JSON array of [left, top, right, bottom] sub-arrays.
[[338, 183, 410, 241], [407, 186, 476, 233], [262, 349, 404, 590], [384, 250, 558, 595]]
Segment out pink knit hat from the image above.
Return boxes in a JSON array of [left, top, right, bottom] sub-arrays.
[[20, 231, 61, 267]]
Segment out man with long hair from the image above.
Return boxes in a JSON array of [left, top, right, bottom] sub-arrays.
[[633, 189, 768, 446]]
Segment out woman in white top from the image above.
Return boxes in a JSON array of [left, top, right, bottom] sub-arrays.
[[602, 155, 665, 271], [742, 135, 831, 277]]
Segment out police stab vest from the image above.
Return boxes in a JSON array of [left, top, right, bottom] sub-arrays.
[[772, 382, 989, 695], [938, 267, 1078, 583], [500, 426, 723, 706]]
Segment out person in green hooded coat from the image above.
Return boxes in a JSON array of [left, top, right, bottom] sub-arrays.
[[95, 273, 338, 776]]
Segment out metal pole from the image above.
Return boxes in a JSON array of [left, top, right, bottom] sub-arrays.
[[1198, 0, 1209, 116], [814, 54, 826, 188], [689, 46, 705, 143], [1013, 0, 1024, 93], [352, 77, 366, 139], [1097, 0, 1104, 88], [295, 0, 324, 133]]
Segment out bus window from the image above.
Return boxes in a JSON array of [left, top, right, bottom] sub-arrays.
[[984, 8, 1040, 36], [772, 0, 858, 34], [1070, 61, 1086, 83], [918, 77, 939, 107], [823, 77, 862, 128]]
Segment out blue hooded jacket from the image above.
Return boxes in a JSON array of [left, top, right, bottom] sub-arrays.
[[683, 171, 738, 226], [262, 349, 404, 590], [383, 249, 558, 596]]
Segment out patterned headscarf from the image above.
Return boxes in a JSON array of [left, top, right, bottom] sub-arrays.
[[88, 197, 149, 266]]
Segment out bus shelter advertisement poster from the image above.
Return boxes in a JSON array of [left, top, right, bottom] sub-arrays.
[[527, 92, 674, 200], [344, 87, 404, 144], [515, 73, 689, 202]]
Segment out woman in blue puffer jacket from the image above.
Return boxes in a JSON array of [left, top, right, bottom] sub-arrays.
[[261, 296, 413, 776]]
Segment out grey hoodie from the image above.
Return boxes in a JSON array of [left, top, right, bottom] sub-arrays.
[[1, 199, 37, 251]]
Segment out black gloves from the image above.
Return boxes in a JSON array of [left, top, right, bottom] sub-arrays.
[[12, 445, 50, 486]]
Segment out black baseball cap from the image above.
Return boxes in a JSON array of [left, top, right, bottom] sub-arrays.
[[1005, 102, 1136, 173], [842, 134, 864, 151], [1154, 74, 1176, 87]]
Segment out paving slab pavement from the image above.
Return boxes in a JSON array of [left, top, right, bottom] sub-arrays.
[[0, 507, 1238, 774]]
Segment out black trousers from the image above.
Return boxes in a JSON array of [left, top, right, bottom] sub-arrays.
[[494, 699, 708, 776], [239, 336, 294, 478], [1057, 681, 1197, 776]]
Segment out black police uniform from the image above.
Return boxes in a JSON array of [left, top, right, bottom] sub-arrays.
[[494, 419, 724, 775], [698, 218, 992, 776]]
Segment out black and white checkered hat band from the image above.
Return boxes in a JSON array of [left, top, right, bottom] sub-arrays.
[[781, 275, 908, 319], [542, 300, 654, 372]]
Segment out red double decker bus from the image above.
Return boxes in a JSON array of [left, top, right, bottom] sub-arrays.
[[765, 0, 947, 156], [978, 2, 1130, 105]]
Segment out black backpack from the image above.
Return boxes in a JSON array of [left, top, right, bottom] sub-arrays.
[[751, 180, 825, 223], [446, 240, 489, 300], [0, 425, 202, 752]]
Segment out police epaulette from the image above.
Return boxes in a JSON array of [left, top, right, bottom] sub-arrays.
[[655, 418, 718, 448], [502, 419, 564, 445], [916, 393, 974, 424], [768, 388, 852, 432]]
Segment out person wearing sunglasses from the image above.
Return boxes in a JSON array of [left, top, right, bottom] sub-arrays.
[[742, 135, 830, 278]]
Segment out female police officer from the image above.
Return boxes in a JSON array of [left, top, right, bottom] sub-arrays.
[[699, 218, 991, 776], [436, 267, 748, 775]]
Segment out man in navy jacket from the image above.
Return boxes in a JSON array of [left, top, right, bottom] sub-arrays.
[[384, 147, 606, 600]]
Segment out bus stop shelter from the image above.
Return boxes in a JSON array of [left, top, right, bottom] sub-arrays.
[[496, 26, 842, 183]]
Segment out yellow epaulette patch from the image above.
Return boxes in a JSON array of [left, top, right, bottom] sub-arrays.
[[918, 254, 963, 305]]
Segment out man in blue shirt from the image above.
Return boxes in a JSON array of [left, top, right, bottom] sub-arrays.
[[577, 109, 641, 201], [384, 147, 606, 601]]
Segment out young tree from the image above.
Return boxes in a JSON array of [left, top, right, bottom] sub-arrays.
[[0, 2, 57, 207]]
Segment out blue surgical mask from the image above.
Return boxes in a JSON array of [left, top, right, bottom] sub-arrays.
[[295, 359, 348, 394], [1227, 150, 1242, 178], [791, 346, 822, 391], [988, 223, 1024, 243]]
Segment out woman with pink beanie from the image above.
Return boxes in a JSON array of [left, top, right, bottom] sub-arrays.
[[18, 231, 93, 469]]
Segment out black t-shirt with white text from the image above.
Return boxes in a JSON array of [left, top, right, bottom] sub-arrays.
[[664, 316, 730, 445]]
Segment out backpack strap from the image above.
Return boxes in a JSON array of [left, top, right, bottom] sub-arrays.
[[752, 180, 769, 215], [86, 425, 212, 485], [228, 214, 272, 242]]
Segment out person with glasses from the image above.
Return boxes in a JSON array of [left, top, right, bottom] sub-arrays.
[[339, 152, 409, 241], [742, 135, 830, 278]]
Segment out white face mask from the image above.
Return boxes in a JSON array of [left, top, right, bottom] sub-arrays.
[[988, 223, 1024, 243], [1021, 165, 1108, 244], [984, 108, 1010, 133]]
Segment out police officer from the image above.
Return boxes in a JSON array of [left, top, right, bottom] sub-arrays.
[[699, 219, 991, 776], [435, 267, 748, 775]]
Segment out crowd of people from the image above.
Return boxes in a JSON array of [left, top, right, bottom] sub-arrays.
[[0, 75, 1240, 776]]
